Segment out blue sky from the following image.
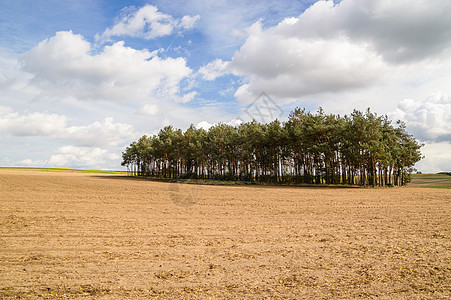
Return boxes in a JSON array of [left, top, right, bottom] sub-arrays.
[[1, 0, 451, 172]]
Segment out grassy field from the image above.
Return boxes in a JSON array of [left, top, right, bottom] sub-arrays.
[[411, 173, 451, 180], [410, 173, 451, 189], [1, 169, 450, 299]]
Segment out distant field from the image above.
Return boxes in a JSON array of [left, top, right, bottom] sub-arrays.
[[1, 169, 450, 299], [1, 167, 450, 188], [410, 173, 451, 189]]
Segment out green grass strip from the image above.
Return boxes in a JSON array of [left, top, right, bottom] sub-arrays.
[[417, 185, 451, 189], [412, 176, 451, 180]]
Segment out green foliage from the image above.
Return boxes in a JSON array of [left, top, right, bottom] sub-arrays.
[[420, 185, 451, 189], [122, 108, 423, 186]]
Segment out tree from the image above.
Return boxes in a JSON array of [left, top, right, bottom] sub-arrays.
[[122, 107, 423, 186]]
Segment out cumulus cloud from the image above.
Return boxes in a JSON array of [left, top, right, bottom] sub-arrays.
[[65, 117, 137, 147], [229, 0, 451, 102], [415, 142, 451, 173], [231, 26, 385, 102], [0, 106, 138, 147], [179, 15, 201, 30], [47, 146, 118, 168], [198, 59, 229, 81], [283, 0, 451, 63], [196, 121, 213, 130], [391, 93, 451, 143], [0, 48, 39, 103], [195, 118, 243, 130], [97, 5, 199, 41], [17, 158, 47, 167], [0, 109, 67, 136], [20, 31, 194, 103]]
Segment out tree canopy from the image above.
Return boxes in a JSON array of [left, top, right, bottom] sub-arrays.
[[122, 108, 423, 186]]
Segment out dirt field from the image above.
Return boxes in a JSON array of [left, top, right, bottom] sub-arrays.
[[1, 170, 450, 299], [410, 174, 451, 188]]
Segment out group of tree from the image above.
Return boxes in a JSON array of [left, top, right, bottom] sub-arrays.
[[122, 108, 423, 186]]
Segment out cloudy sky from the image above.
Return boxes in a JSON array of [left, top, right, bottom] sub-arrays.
[[1, 0, 450, 172]]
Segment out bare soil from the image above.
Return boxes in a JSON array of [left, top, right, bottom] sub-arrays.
[[409, 175, 451, 188], [1, 169, 450, 299]]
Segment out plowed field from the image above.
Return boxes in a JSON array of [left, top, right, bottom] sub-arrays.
[[1, 170, 450, 299]]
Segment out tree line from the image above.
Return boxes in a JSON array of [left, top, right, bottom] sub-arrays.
[[122, 108, 423, 186]]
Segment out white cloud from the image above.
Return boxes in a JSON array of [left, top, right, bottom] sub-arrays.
[[415, 142, 451, 173], [196, 118, 242, 130], [0, 109, 67, 136], [391, 93, 451, 143], [180, 15, 201, 30], [178, 91, 198, 103], [17, 158, 46, 167], [139, 104, 159, 116], [65, 117, 137, 147], [0, 105, 13, 115], [229, 0, 451, 102], [0, 47, 38, 101], [0, 106, 138, 147], [196, 121, 213, 130], [198, 59, 229, 81], [231, 28, 385, 102], [271, 0, 451, 63], [20, 31, 194, 103], [227, 118, 243, 127], [47, 146, 113, 168], [98, 5, 199, 41]]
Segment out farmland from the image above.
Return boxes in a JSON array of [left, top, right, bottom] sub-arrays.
[[1, 169, 450, 299], [410, 173, 451, 189]]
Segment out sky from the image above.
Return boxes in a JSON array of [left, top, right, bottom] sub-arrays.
[[0, 0, 450, 172]]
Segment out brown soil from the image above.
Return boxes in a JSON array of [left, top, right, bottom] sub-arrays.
[[409, 177, 451, 187], [1, 169, 450, 299]]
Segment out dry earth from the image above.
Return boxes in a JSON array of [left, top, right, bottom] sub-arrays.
[[409, 175, 451, 188], [1, 169, 450, 299]]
